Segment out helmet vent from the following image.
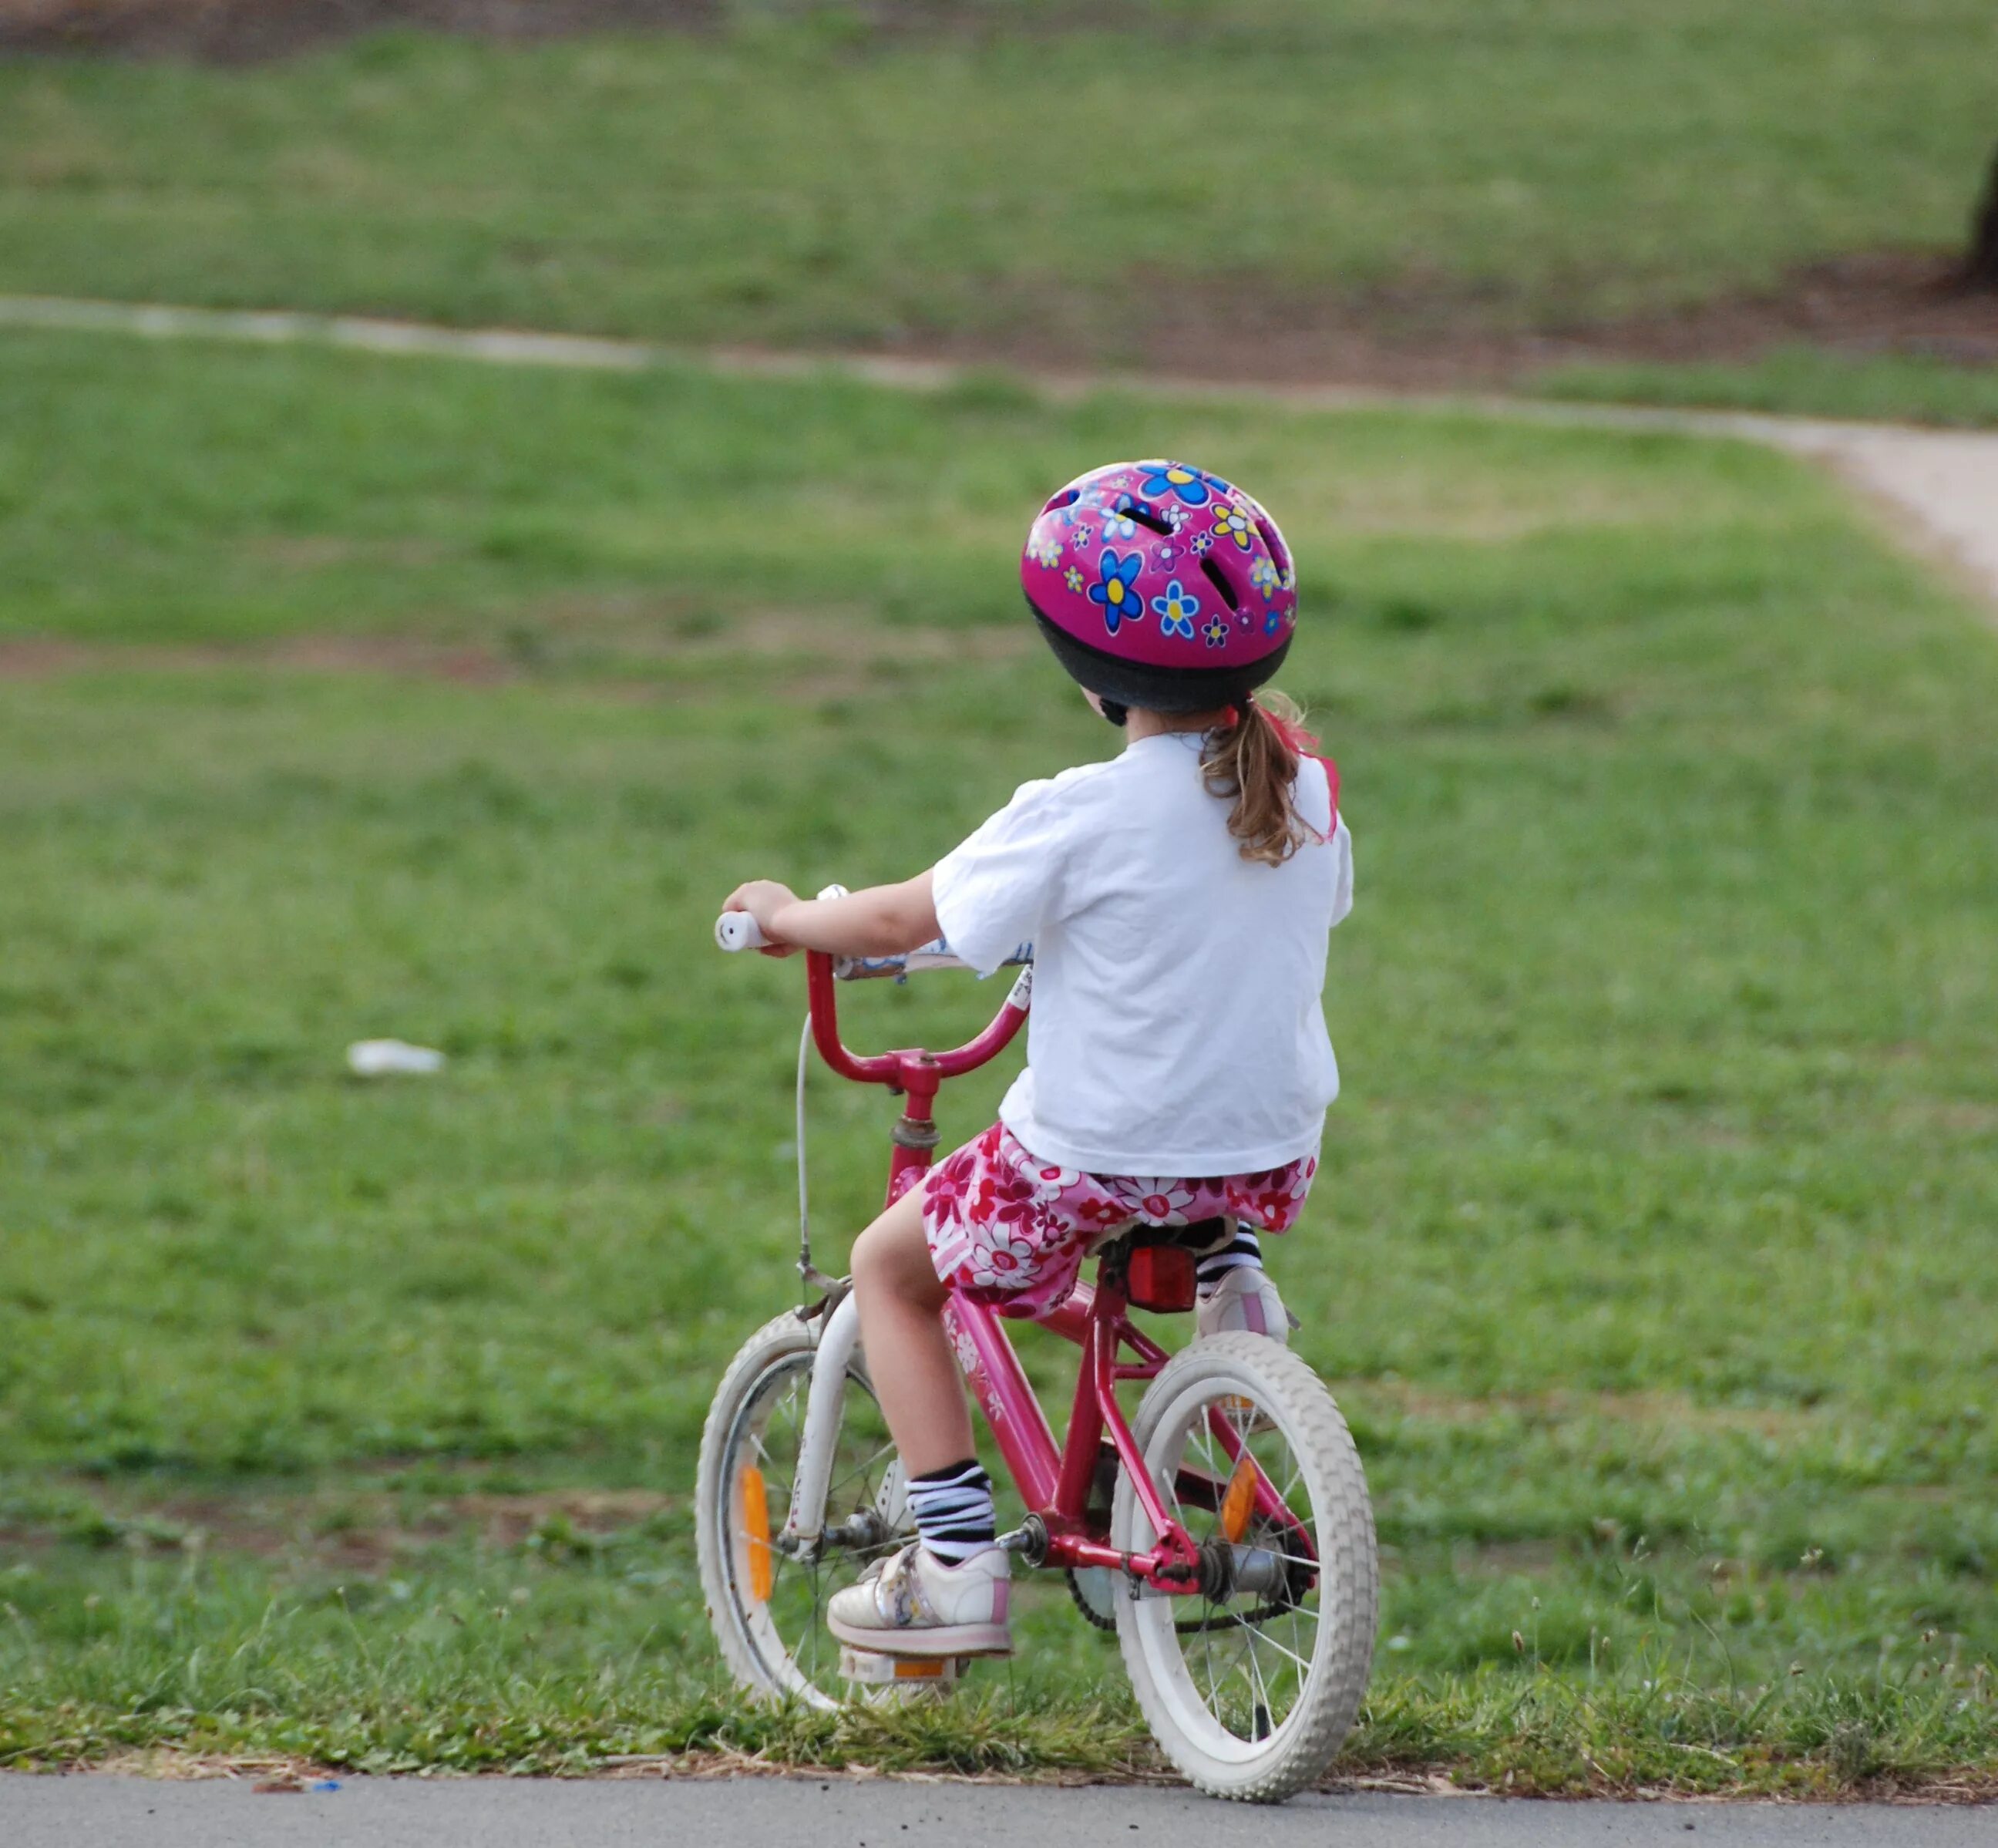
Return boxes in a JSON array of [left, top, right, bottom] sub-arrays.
[[1253, 513, 1290, 573], [1199, 557, 1241, 613], [1125, 507, 1172, 536]]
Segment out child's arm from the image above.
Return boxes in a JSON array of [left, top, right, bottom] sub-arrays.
[[722, 872, 940, 959]]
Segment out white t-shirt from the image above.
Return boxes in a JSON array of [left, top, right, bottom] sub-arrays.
[[931, 732, 1352, 1175]]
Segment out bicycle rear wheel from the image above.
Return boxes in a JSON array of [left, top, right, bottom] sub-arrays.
[[1112, 1333, 1377, 1802], [696, 1310, 906, 1707]]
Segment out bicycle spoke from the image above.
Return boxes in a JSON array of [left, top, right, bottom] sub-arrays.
[[826, 1439, 897, 1503], [1242, 1614, 1276, 1727], [1244, 1622, 1314, 1677], [1213, 1624, 1249, 1727], [1275, 1453, 1303, 1506], [1255, 1546, 1322, 1572]]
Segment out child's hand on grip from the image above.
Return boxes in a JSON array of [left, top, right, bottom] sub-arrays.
[[722, 880, 802, 956]]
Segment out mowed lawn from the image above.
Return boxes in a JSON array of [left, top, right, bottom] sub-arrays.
[[1, 3, 1993, 402], [2, 328, 1996, 1788]]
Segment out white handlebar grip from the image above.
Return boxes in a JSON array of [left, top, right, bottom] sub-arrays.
[[715, 911, 769, 952]]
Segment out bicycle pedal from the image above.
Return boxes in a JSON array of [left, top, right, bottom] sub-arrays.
[[839, 1646, 968, 1691]]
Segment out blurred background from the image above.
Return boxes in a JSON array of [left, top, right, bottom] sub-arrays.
[[1, 0, 1994, 1793]]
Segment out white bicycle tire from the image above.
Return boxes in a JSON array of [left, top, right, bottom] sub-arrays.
[[695, 1310, 905, 1708], [1112, 1333, 1377, 1802]]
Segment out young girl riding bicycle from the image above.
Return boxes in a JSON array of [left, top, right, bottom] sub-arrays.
[[722, 459, 1352, 1664]]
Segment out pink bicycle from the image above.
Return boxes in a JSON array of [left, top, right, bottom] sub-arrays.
[[696, 921, 1377, 1801]]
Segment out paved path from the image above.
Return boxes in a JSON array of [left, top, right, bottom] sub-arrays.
[[4, 295, 1996, 614], [2, 1774, 1992, 1848], [1775, 426, 1998, 610]]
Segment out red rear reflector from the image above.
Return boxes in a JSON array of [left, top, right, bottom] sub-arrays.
[[1128, 1244, 1197, 1312]]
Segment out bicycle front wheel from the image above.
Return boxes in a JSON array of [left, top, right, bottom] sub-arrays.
[[1112, 1333, 1377, 1802], [695, 1309, 906, 1708]]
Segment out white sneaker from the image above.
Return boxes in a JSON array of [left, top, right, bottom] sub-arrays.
[[826, 1542, 1012, 1659], [1196, 1266, 1296, 1343]]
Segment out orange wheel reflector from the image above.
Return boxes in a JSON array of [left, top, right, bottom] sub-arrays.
[[893, 1658, 948, 1680], [1220, 1450, 1259, 1545], [738, 1464, 775, 1603]]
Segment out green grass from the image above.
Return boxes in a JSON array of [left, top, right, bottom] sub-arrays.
[[1539, 348, 1998, 429], [0, 1, 1991, 353], [5, 1526, 1992, 1790], [2, 325, 1997, 1791]]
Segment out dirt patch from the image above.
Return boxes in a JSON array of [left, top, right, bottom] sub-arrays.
[[247, 534, 454, 570], [1889, 1099, 1998, 1136], [912, 252, 1998, 394], [0, 634, 516, 685], [1344, 1380, 1828, 1442], [624, 604, 1028, 665], [82, 1745, 1186, 1786], [62, 1746, 1998, 1802], [0, 1483, 679, 1570], [1432, 1537, 1566, 1577], [1540, 253, 1998, 374], [0, 0, 721, 61], [0, 614, 1029, 696], [0, 0, 1125, 62]]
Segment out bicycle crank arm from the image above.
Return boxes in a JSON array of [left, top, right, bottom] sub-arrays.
[[1024, 1524, 1205, 1593]]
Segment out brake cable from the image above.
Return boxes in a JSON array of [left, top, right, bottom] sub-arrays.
[[792, 1008, 848, 1320]]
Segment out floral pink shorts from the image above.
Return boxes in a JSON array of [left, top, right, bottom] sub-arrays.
[[920, 1122, 1317, 1319]]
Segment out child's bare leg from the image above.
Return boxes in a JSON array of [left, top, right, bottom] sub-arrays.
[[827, 1183, 1010, 1654], [849, 1186, 974, 1477]]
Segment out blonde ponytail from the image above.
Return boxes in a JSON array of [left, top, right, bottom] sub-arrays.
[[1199, 688, 1317, 867]]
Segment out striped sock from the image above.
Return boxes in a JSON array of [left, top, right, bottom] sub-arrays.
[[1196, 1225, 1264, 1294], [906, 1459, 997, 1564]]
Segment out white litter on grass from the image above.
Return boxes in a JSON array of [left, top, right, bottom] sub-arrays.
[[347, 1038, 447, 1076]]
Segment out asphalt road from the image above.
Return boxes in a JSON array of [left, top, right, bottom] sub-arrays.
[[2, 1776, 1992, 1848]]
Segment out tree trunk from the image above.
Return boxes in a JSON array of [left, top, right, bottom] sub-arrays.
[[1966, 139, 1998, 288]]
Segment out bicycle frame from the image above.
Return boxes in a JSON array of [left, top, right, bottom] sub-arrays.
[[784, 951, 1293, 1594]]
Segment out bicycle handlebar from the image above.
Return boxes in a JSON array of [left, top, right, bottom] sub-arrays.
[[714, 911, 771, 953], [714, 896, 1030, 1090], [713, 907, 1029, 983], [804, 949, 1031, 1090]]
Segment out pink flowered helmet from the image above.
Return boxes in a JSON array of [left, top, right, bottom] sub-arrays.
[[1020, 459, 1297, 715]]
